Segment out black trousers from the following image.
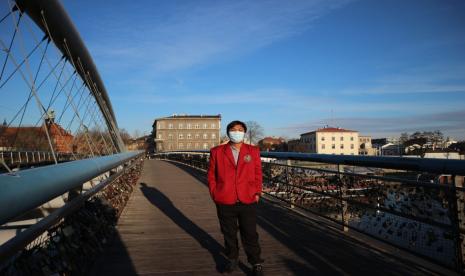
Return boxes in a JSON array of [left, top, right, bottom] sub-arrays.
[[216, 202, 262, 265]]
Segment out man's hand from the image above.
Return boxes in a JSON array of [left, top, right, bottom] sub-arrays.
[[255, 194, 260, 202]]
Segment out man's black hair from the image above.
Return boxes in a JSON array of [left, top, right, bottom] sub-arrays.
[[227, 120, 247, 133]]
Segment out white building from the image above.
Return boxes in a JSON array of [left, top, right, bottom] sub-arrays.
[[300, 127, 359, 155]]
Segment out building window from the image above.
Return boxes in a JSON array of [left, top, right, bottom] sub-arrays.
[[332, 137, 335, 141], [321, 137, 325, 141], [187, 143, 191, 149], [179, 123, 183, 129], [350, 137, 354, 141], [322, 144, 325, 149], [187, 133, 192, 139], [195, 143, 199, 148], [203, 133, 208, 139], [203, 123, 208, 129], [179, 134, 184, 139], [203, 143, 208, 149], [158, 134, 162, 139], [168, 123, 173, 129], [340, 137, 344, 141], [158, 144, 163, 150], [195, 124, 200, 129], [187, 123, 192, 129], [211, 133, 216, 139], [195, 133, 200, 139], [168, 134, 173, 140], [157, 122, 161, 129], [211, 123, 216, 129], [332, 144, 335, 149], [168, 143, 173, 150], [179, 143, 184, 149], [351, 144, 354, 149], [340, 144, 344, 149]]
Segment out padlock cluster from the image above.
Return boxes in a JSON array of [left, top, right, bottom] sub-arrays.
[[99, 162, 143, 217], [1, 160, 144, 276]]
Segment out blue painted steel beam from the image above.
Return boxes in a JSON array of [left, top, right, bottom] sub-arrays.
[[260, 152, 465, 175], [159, 150, 465, 175], [0, 152, 142, 225]]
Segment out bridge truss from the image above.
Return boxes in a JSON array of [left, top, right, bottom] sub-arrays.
[[0, 0, 125, 171]]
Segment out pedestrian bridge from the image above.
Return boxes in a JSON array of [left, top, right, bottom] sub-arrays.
[[1, 1, 464, 275], [89, 160, 453, 275]]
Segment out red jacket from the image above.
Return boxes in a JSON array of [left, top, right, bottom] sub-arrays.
[[208, 143, 263, 205]]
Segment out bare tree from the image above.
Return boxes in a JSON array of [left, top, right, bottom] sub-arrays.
[[119, 128, 132, 145], [245, 121, 264, 145], [132, 129, 142, 139], [399, 132, 409, 145]]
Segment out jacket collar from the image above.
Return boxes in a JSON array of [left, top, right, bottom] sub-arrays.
[[223, 142, 251, 167], [223, 143, 236, 167]]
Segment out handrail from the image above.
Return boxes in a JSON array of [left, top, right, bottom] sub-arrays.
[[159, 150, 465, 175], [0, 151, 144, 225], [0, 157, 142, 262]]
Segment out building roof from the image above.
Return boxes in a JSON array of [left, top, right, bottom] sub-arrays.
[[259, 137, 285, 144], [301, 127, 358, 136], [156, 114, 221, 120]]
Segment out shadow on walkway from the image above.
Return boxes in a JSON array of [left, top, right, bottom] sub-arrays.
[[89, 231, 138, 276], [139, 182, 234, 274]]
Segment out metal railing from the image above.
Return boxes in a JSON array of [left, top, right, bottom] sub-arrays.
[[154, 151, 465, 272], [0, 151, 144, 273], [1, 151, 87, 169]]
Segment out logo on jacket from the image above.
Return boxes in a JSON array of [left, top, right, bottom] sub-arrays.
[[244, 154, 252, 163]]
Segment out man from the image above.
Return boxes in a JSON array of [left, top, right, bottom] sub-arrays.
[[208, 120, 264, 275]]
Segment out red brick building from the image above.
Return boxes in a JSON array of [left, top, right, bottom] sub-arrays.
[[0, 123, 74, 152], [258, 136, 286, 152]]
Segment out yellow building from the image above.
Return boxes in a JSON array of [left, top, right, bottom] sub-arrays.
[[300, 127, 359, 155], [152, 114, 221, 152]]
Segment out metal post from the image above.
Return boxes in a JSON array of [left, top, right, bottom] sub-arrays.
[[449, 175, 465, 273], [286, 160, 295, 209], [338, 164, 349, 232]]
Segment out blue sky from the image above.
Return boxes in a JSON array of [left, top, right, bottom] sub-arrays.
[[60, 0, 465, 140]]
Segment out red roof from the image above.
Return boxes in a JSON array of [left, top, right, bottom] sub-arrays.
[[301, 127, 358, 136]]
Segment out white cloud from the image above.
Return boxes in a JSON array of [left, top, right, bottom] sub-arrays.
[[341, 65, 465, 95], [88, 0, 352, 73]]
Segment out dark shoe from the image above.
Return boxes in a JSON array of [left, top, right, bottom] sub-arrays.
[[252, 264, 264, 276], [223, 259, 238, 273]]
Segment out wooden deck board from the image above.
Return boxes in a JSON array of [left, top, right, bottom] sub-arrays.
[[91, 160, 453, 275]]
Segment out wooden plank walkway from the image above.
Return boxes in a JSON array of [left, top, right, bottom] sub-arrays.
[[91, 160, 454, 275]]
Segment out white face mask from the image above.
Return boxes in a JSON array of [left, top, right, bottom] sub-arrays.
[[228, 131, 245, 143]]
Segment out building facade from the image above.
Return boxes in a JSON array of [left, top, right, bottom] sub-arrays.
[[299, 127, 359, 155], [287, 139, 307, 152], [358, 135, 376, 155], [152, 114, 221, 152]]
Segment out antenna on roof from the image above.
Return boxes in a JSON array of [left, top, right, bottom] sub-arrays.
[[331, 109, 334, 128]]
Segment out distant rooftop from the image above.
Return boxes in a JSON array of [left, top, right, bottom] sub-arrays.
[[301, 126, 358, 136], [156, 114, 221, 120]]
